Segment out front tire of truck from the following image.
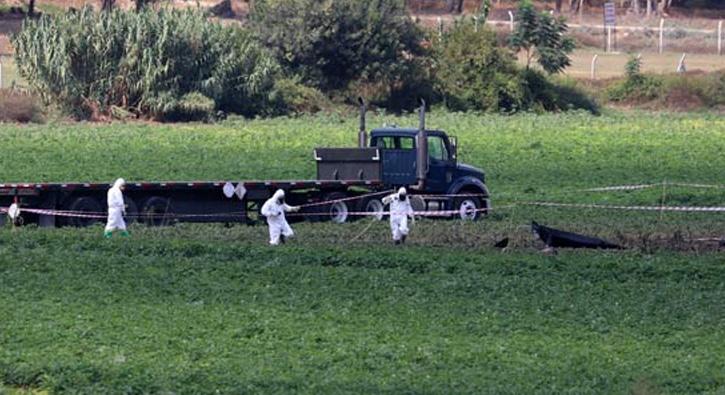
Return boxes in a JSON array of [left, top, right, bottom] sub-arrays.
[[454, 196, 482, 221]]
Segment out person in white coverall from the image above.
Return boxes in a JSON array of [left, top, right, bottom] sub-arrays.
[[104, 178, 129, 238], [382, 187, 415, 245], [261, 189, 300, 245]]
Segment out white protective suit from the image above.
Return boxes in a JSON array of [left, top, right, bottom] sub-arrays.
[[382, 187, 415, 243], [105, 178, 127, 233], [261, 189, 299, 245]]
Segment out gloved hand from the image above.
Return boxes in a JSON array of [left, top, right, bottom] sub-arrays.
[[291, 206, 301, 212]]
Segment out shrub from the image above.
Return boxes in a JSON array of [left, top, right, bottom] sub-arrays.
[[13, 7, 280, 120], [523, 70, 599, 114], [250, 0, 424, 92], [0, 89, 44, 123], [434, 21, 526, 113], [272, 78, 330, 115]]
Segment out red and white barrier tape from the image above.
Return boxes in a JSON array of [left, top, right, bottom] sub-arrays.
[[524, 201, 725, 212]]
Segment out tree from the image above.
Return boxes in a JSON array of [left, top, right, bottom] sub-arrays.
[[508, 0, 575, 74], [435, 20, 526, 112], [250, 0, 424, 91]]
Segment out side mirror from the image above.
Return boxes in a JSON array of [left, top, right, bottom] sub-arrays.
[[450, 136, 458, 161]]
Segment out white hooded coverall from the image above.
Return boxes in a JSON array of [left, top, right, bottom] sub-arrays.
[[382, 187, 414, 241], [105, 178, 127, 232], [261, 189, 298, 245]]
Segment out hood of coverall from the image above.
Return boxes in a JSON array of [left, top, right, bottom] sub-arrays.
[[272, 189, 285, 202], [113, 178, 126, 189], [397, 187, 407, 200]]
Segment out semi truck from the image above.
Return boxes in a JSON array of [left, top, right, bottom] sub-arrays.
[[0, 101, 490, 228]]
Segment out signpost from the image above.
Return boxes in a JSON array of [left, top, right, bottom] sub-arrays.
[[603, 2, 616, 53]]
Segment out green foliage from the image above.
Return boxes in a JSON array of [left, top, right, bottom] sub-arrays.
[[625, 54, 642, 79], [12, 7, 280, 120], [272, 77, 330, 115], [1, 226, 725, 393], [522, 70, 599, 113], [250, 0, 424, 91], [434, 22, 526, 113], [508, 0, 575, 74]]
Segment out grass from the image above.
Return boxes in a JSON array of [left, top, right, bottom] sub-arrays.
[[534, 49, 725, 79], [1, 111, 725, 393], [1, 226, 724, 394]]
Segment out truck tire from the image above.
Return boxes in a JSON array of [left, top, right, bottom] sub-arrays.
[[324, 192, 350, 224], [357, 197, 385, 221], [140, 197, 175, 226], [66, 196, 104, 227], [454, 196, 482, 221]]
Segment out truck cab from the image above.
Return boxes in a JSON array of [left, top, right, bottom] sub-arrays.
[[369, 127, 489, 219]]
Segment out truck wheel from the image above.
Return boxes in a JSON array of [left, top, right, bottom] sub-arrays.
[[140, 197, 175, 226], [454, 196, 482, 221], [324, 192, 349, 224], [357, 197, 385, 221], [66, 196, 104, 227]]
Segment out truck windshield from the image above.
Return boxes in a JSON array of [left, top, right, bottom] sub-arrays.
[[428, 136, 449, 161]]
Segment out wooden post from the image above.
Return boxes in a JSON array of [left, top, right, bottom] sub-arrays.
[[437, 17, 443, 38], [719, 20, 723, 56], [659, 18, 665, 54], [578, 0, 583, 23], [590, 54, 599, 80], [0, 57, 3, 90], [508, 10, 514, 32], [473, 16, 479, 32]]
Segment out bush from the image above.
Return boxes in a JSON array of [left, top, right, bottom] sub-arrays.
[[13, 7, 280, 120], [434, 21, 526, 113], [0, 89, 44, 123], [251, 0, 424, 92], [523, 70, 599, 114], [272, 78, 330, 115]]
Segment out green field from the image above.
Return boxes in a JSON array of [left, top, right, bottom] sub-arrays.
[[1, 111, 725, 393]]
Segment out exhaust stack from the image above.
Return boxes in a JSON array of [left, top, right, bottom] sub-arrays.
[[358, 97, 367, 148], [415, 99, 428, 189]]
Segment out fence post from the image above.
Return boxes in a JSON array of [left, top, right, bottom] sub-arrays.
[[590, 54, 598, 80], [677, 53, 686, 72], [473, 16, 479, 32], [437, 17, 443, 38], [718, 20, 723, 56], [0, 57, 3, 90], [659, 18, 665, 54], [508, 10, 514, 32]]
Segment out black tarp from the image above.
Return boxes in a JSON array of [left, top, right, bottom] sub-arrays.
[[531, 221, 624, 250]]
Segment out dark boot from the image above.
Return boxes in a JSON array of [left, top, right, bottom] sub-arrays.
[[394, 239, 401, 245], [280, 235, 286, 244], [401, 235, 407, 244]]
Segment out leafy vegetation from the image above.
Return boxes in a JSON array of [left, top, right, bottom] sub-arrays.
[[0, 89, 43, 123], [250, 0, 423, 92], [508, 0, 575, 74], [434, 21, 525, 112], [12, 8, 280, 121], [0, 227, 724, 394]]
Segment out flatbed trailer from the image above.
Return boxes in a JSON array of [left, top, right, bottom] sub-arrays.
[[0, 179, 386, 227]]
